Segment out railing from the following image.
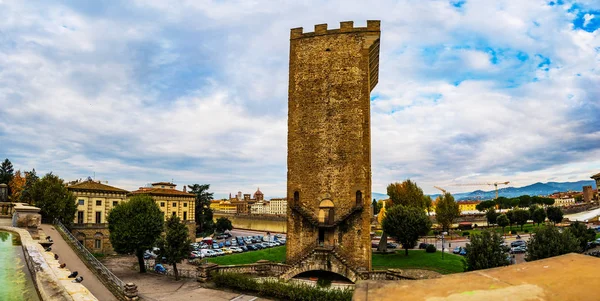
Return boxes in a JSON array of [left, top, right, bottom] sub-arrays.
[[286, 240, 318, 267], [53, 219, 125, 290], [0, 202, 15, 217]]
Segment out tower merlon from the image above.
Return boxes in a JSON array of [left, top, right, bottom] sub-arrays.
[[290, 20, 381, 39]]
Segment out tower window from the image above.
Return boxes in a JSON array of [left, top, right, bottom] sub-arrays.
[[356, 190, 362, 207], [294, 191, 299, 205]]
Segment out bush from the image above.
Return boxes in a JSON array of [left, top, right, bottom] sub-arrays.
[[433, 230, 439, 235], [524, 229, 529, 233], [213, 273, 354, 301], [426, 244, 437, 253], [316, 278, 332, 288], [510, 230, 517, 235], [462, 231, 470, 237]]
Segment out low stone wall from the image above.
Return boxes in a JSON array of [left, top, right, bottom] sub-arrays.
[[0, 225, 98, 301]]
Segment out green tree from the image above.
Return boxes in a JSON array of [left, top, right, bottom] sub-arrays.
[[495, 197, 512, 209], [518, 195, 532, 208], [107, 195, 164, 273], [525, 225, 579, 261], [464, 230, 508, 271], [485, 208, 498, 226], [546, 206, 564, 225], [542, 198, 555, 206], [0, 158, 14, 196], [215, 217, 233, 233], [505, 210, 515, 229], [512, 209, 530, 231], [476, 200, 496, 212], [156, 215, 192, 280], [372, 199, 381, 216], [382, 205, 432, 256], [188, 184, 214, 235], [568, 221, 596, 251], [435, 192, 460, 232], [386, 180, 426, 208], [532, 207, 546, 226], [19, 169, 39, 204], [497, 214, 509, 236], [30, 173, 77, 226], [424, 195, 433, 216]]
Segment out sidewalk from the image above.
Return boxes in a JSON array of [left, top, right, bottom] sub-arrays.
[[40, 224, 118, 301]]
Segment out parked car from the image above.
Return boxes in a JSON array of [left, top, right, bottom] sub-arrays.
[[213, 249, 225, 256], [418, 243, 429, 249], [372, 242, 379, 248], [221, 248, 233, 254], [212, 243, 219, 249], [201, 249, 215, 257], [387, 242, 398, 249], [511, 240, 526, 247], [279, 240, 286, 245], [274, 234, 283, 239], [453, 246, 462, 254], [218, 242, 224, 248], [247, 245, 258, 251], [225, 240, 231, 247], [459, 248, 467, 256], [510, 245, 527, 254], [240, 245, 248, 252]]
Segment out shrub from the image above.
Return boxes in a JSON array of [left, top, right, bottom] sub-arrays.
[[510, 230, 517, 235], [433, 230, 439, 235], [213, 273, 354, 301], [524, 229, 529, 233], [462, 231, 470, 237], [426, 244, 437, 253], [316, 278, 332, 288]]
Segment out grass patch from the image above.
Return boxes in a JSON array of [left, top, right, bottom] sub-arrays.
[[92, 253, 106, 259], [207, 246, 286, 265], [372, 250, 465, 274]]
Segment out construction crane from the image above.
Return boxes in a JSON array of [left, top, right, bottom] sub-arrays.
[[451, 181, 510, 199], [433, 186, 447, 194]]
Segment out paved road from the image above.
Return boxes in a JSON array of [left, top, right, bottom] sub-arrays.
[[40, 224, 118, 301]]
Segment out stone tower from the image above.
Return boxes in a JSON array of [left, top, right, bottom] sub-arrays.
[[285, 20, 380, 282]]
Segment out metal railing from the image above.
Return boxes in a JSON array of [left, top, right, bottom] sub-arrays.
[[53, 219, 125, 289]]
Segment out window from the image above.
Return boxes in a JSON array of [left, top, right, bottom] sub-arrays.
[[173, 202, 177, 207], [356, 190, 362, 207], [183, 203, 187, 207], [95, 212, 102, 224], [160, 202, 165, 207], [113, 201, 118, 207], [78, 199, 84, 206], [96, 200, 102, 206], [294, 191, 299, 205], [172, 212, 176, 217], [183, 212, 187, 221], [94, 239, 101, 249], [77, 211, 84, 224]]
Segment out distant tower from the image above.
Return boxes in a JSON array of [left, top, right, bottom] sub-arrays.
[[285, 20, 381, 282]]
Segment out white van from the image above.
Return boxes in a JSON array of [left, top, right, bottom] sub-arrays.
[[201, 249, 216, 257]]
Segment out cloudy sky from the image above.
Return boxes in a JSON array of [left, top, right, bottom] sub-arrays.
[[0, 0, 599, 198]]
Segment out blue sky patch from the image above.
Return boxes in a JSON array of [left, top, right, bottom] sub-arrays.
[[572, 10, 600, 32]]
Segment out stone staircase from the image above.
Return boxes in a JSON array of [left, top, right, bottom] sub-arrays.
[[291, 204, 364, 228]]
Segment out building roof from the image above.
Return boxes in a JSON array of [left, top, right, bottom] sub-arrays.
[[151, 182, 176, 186], [254, 187, 263, 196], [129, 187, 194, 198], [592, 172, 600, 179], [67, 180, 129, 194]]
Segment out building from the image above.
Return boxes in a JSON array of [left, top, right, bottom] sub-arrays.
[[67, 178, 129, 254], [583, 185, 594, 203], [270, 198, 287, 215], [458, 200, 481, 213], [250, 201, 270, 215], [592, 172, 600, 199], [548, 192, 578, 207], [210, 200, 238, 214], [285, 20, 381, 282], [130, 182, 196, 240]]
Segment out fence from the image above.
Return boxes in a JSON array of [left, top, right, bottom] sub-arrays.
[[53, 219, 126, 292], [0, 202, 14, 217]]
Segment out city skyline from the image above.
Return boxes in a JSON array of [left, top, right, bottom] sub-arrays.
[[1, 1, 599, 196]]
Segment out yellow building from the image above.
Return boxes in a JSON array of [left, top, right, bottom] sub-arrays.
[[210, 200, 237, 214], [458, 200, 480, 212], [130, 182, 195, 222]]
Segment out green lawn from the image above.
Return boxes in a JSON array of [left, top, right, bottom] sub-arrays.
[[206, 246, 286, 265], [372, 250, 465, 274], [206, 246, 465, 275]]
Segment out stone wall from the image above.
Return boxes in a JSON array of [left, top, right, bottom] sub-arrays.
[[71, 225, 113, 254], [286, 20, 380, 273]]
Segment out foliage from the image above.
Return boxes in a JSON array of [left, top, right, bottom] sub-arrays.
[[386, 180, 426, 208], [382, 205, 432, 256], [372, 199, 381, 216], [0, 158, 14, 187], [485, 208, 498, 226], [207, 246, 286, 265], [187, 184, 214, 235], [30, 173, 77, 226], [156, 215, 192, 280], [107, 195, 164, 273], [8, 170, 26, 202], [496, 214, 509, 234], [372, 250, 465, 274], [546, 206, 564, 225], [476, 200, 496, 212], [215, 217, 233, 233], [426, 244, 436, 253], [19, 169, 39, 204], [518, 195, 532, 208], [532, 207, 546, 226], [510, 230, 517, 235], [568, 222, 596, 251], [464, 230, 509, 271], [525, 225, 579, 261], [316, 277, 332, 288], [213, 273, 354, 301], [424, 195, 433, 215], [505, 210, 515, 228], [462, 231, 470, 237], [512, 209, 530, 230], [434, 193, 460, 232]]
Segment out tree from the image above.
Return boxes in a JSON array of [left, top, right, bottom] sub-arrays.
[[156, 215, 192, 280], [8, 170, 26, 202], [19, 169, 39, 204], [505, 210, 515, 229], [107, 195, 164, 273], [542, 198, 555, 206], [0, 159, 14, 195], [518, 195, 531, 208], [372, 199, 381, 216], [30, 173, 77, 226], [215, 217, 233, 233], [525, 225, 579, 261], [546, 206, 564, 225], [386, 180, 426, 209], [476, 200, 496, 212], [532, 207, 546, 226], [188, 184, 214, 235], [497, 214, 509, 236], [435, 192, 460, 232], [382, 205, 432, 256], [485, 208, 498, 226], [424, 195, 433, 216], [495, 197, 512, 209], [512, 209, 530, 231], [568, 221, 596, 252], [464, 230, 509, 271]]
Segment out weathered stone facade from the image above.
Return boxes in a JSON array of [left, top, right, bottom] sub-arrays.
[[286, 20, 380, 280]]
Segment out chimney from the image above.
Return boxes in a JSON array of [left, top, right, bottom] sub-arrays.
[[183, 186, 187, 193]]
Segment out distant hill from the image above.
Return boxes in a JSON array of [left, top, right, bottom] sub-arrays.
[[372, 192, 389, 201], [430, 180, 596, 201]]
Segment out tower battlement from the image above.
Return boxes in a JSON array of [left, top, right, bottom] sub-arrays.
[[290, 20, 380, 39]]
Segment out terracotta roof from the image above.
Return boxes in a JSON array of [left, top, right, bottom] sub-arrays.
[[129, 187, 194, 198], [152, 182, 176, 186], [591, 172, 600, 179], [67, 180, 129, 193]]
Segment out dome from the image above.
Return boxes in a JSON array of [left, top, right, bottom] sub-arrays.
[[253, 187, 264, 198]]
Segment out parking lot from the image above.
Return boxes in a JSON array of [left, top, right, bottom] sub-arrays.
[[188, 230, 286, 260]]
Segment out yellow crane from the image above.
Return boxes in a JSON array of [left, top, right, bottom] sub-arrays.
[[433, 186, 447, 194], [451, 181, 510, 199]]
